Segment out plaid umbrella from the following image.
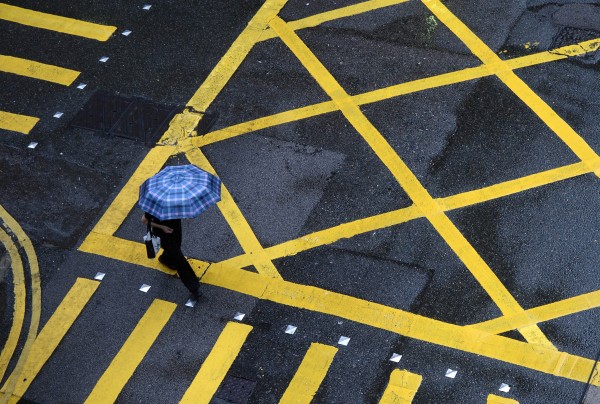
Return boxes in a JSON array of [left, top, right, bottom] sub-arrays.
[[138, 164, 222, 220]]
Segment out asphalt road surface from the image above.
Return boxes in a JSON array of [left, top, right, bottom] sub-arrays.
[[1, 0, 600, 403]]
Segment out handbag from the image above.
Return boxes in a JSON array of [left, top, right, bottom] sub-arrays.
[[143, 223, 161, 259]]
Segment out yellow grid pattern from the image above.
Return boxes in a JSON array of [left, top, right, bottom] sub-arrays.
[[79, 0, 600, 388]]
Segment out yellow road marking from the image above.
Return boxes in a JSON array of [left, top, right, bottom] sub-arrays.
[[0, 228, 25, 383], [0, 205, 41, 404], [85, 299, 176, 404], [259, 0, 410, 41], [0, 3, 115, 41], [269, 15, 554, 349], [379, 369, 422, 403], [279, 343, 337, 403], [488, 394, 519, 403], [0, 111, 38, 134], [160, 0, 289, 145], [421, 0, 600, 175], [0, 55, 79, 85], [471, 288, 600, 335], [1, 278, 98, 403], [180, 322, 252, 403], [190, 38, 600, 149], [186, 148, 282, 278]]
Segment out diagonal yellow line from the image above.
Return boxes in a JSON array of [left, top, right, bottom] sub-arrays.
[[260, 0, 410, 41], [0, 55, 79, 85], [190, 38, 600, 149], [0, 3, 116, 41], [0, 111, 39, 135], [379, 369, 422, 403], [186, 148, 282, 279], [421, 0, 600, 176], [269, 15, 555, 349]]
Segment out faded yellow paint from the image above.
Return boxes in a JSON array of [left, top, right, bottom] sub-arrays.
[[2, 278, 98, 403], [0, 55, 79, 85], [0, 3, 116, 41], [180, 322, 252, 403], [269, 15, 554, 349], [280, 343, 337, 403], [86, 299, 175, 404], [0, 111, 38, 134], [421, 0, 600, 176], [379, 369, 422, 403]]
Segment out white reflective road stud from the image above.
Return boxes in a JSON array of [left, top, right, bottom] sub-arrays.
[[233, 312, 245, 321], [389, 353, 402, 363], [445, 369, 458, 378], [94, 272, 105, 281], [285, 325, 297, 334], [338, 336, 350, 346], [139, 284, 151, 293]]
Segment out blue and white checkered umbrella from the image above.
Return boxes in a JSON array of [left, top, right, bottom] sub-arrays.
[[138, 164, 222, 220]]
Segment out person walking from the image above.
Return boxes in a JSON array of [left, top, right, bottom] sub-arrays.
[[138, 164, 222, 303]]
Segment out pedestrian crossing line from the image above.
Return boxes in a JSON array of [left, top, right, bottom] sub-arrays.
[[0, 111, 39, 135], [269, 15, 555, 350], [0, 227, 25, 383], [259, 0, 410, 42], [379, 369, 422, 403], [190, 38, 600, 149], [186, 148, 282, 279], [180, 322, 252, 403], [422, 0, 600, 177], [488, 394, 519, 403], [0, 3, 116, 41], [470, 288, 600, 335], [0, 278, 98, 403], [85, 299, 176, 404], [279, 343, 337, 403], [0, 55, 79, 85]]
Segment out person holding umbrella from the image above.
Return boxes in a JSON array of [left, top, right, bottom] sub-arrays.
[[138, 164, 222, 303]]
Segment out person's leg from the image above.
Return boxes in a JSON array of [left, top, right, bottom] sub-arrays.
[[173, 252, 201, 298]]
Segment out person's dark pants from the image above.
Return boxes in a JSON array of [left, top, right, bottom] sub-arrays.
[[154, 225, 200, 295]]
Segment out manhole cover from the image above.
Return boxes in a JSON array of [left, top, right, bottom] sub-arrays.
[[71, 90, 180, 145], [214, 376, 257, 403]]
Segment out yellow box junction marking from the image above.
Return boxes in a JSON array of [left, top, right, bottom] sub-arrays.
[[189, 38, 600, 149], [1, 278, 98, 404], [0, 111, 39, 135], [186, 148, 281, 278], [85, 299, 176, 404], [280, 343, 337, 403], [180, 322, 252, 403], [268, 15, 553, 349], [488, 394, 519, 404], [421, 0, 600, 175], [379, 369, 422, 403], [0, 55, 79, 86], [0, 3, 116, 41]]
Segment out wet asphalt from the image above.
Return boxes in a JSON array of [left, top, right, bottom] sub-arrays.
[[1, 0, 600, 403]]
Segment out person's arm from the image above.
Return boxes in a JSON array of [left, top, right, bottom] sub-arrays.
[[141, 214, 173, 233]]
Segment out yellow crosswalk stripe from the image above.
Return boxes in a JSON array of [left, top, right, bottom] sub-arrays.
[[488, 394, 519, 403], [0, 55, 79, 85], [379, 369, 422, 403], [0, 111, 39, 134], [180, 322, 252, 403], [0, 278, 99, 403], [0, 3, 116, 41], [279, 343, 337, 403], [85, 299, 176, 404]]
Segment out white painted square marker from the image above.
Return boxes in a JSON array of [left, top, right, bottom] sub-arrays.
[[99, 56, 109, 63], [53, 112, 63, 118], [143, 4, 152, 10], [285, 325, 297, 334], [338, 336, 350, 346], [389, 353, 402, 363], [185, 299, 196, 308], [445, 369, 457, 379], [122, 30, 132, 36], [76, 83, 87, 89], [94, 272, 105, 281], [139, 284, 151, 293], [234, 312, 245, 321], [499, 383, 511, 393], [27, 142, 38, 149]]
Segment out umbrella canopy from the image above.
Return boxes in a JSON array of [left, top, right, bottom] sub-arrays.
[[138, 164, 221, 220]]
